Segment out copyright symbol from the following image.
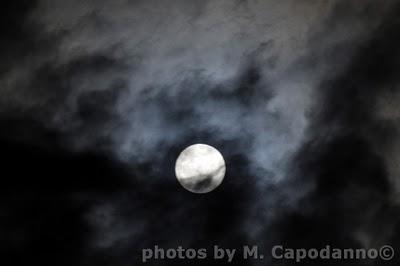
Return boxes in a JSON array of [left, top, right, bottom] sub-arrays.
[[380, 245, 394, 261]]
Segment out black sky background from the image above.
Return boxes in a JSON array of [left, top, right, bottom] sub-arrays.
[[1, 1, 400, 265]]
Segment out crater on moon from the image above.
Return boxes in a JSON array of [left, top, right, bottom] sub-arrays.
[[175, 144, 226, 193]]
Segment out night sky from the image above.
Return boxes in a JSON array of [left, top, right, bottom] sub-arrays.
[[1, 1, 400, 265]]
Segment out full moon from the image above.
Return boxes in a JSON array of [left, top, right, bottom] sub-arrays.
[[175, 144, 226, 193]]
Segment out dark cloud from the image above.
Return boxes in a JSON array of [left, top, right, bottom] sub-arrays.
[[262, 2, 400, 265]]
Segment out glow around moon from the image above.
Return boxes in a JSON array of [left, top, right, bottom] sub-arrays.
[[175, 144, 226, 193]]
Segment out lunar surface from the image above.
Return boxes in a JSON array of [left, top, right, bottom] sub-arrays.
[[175, 144, 226, 193]]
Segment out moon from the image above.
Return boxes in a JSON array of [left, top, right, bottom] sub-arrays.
[[175, 144, 226, 193]]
